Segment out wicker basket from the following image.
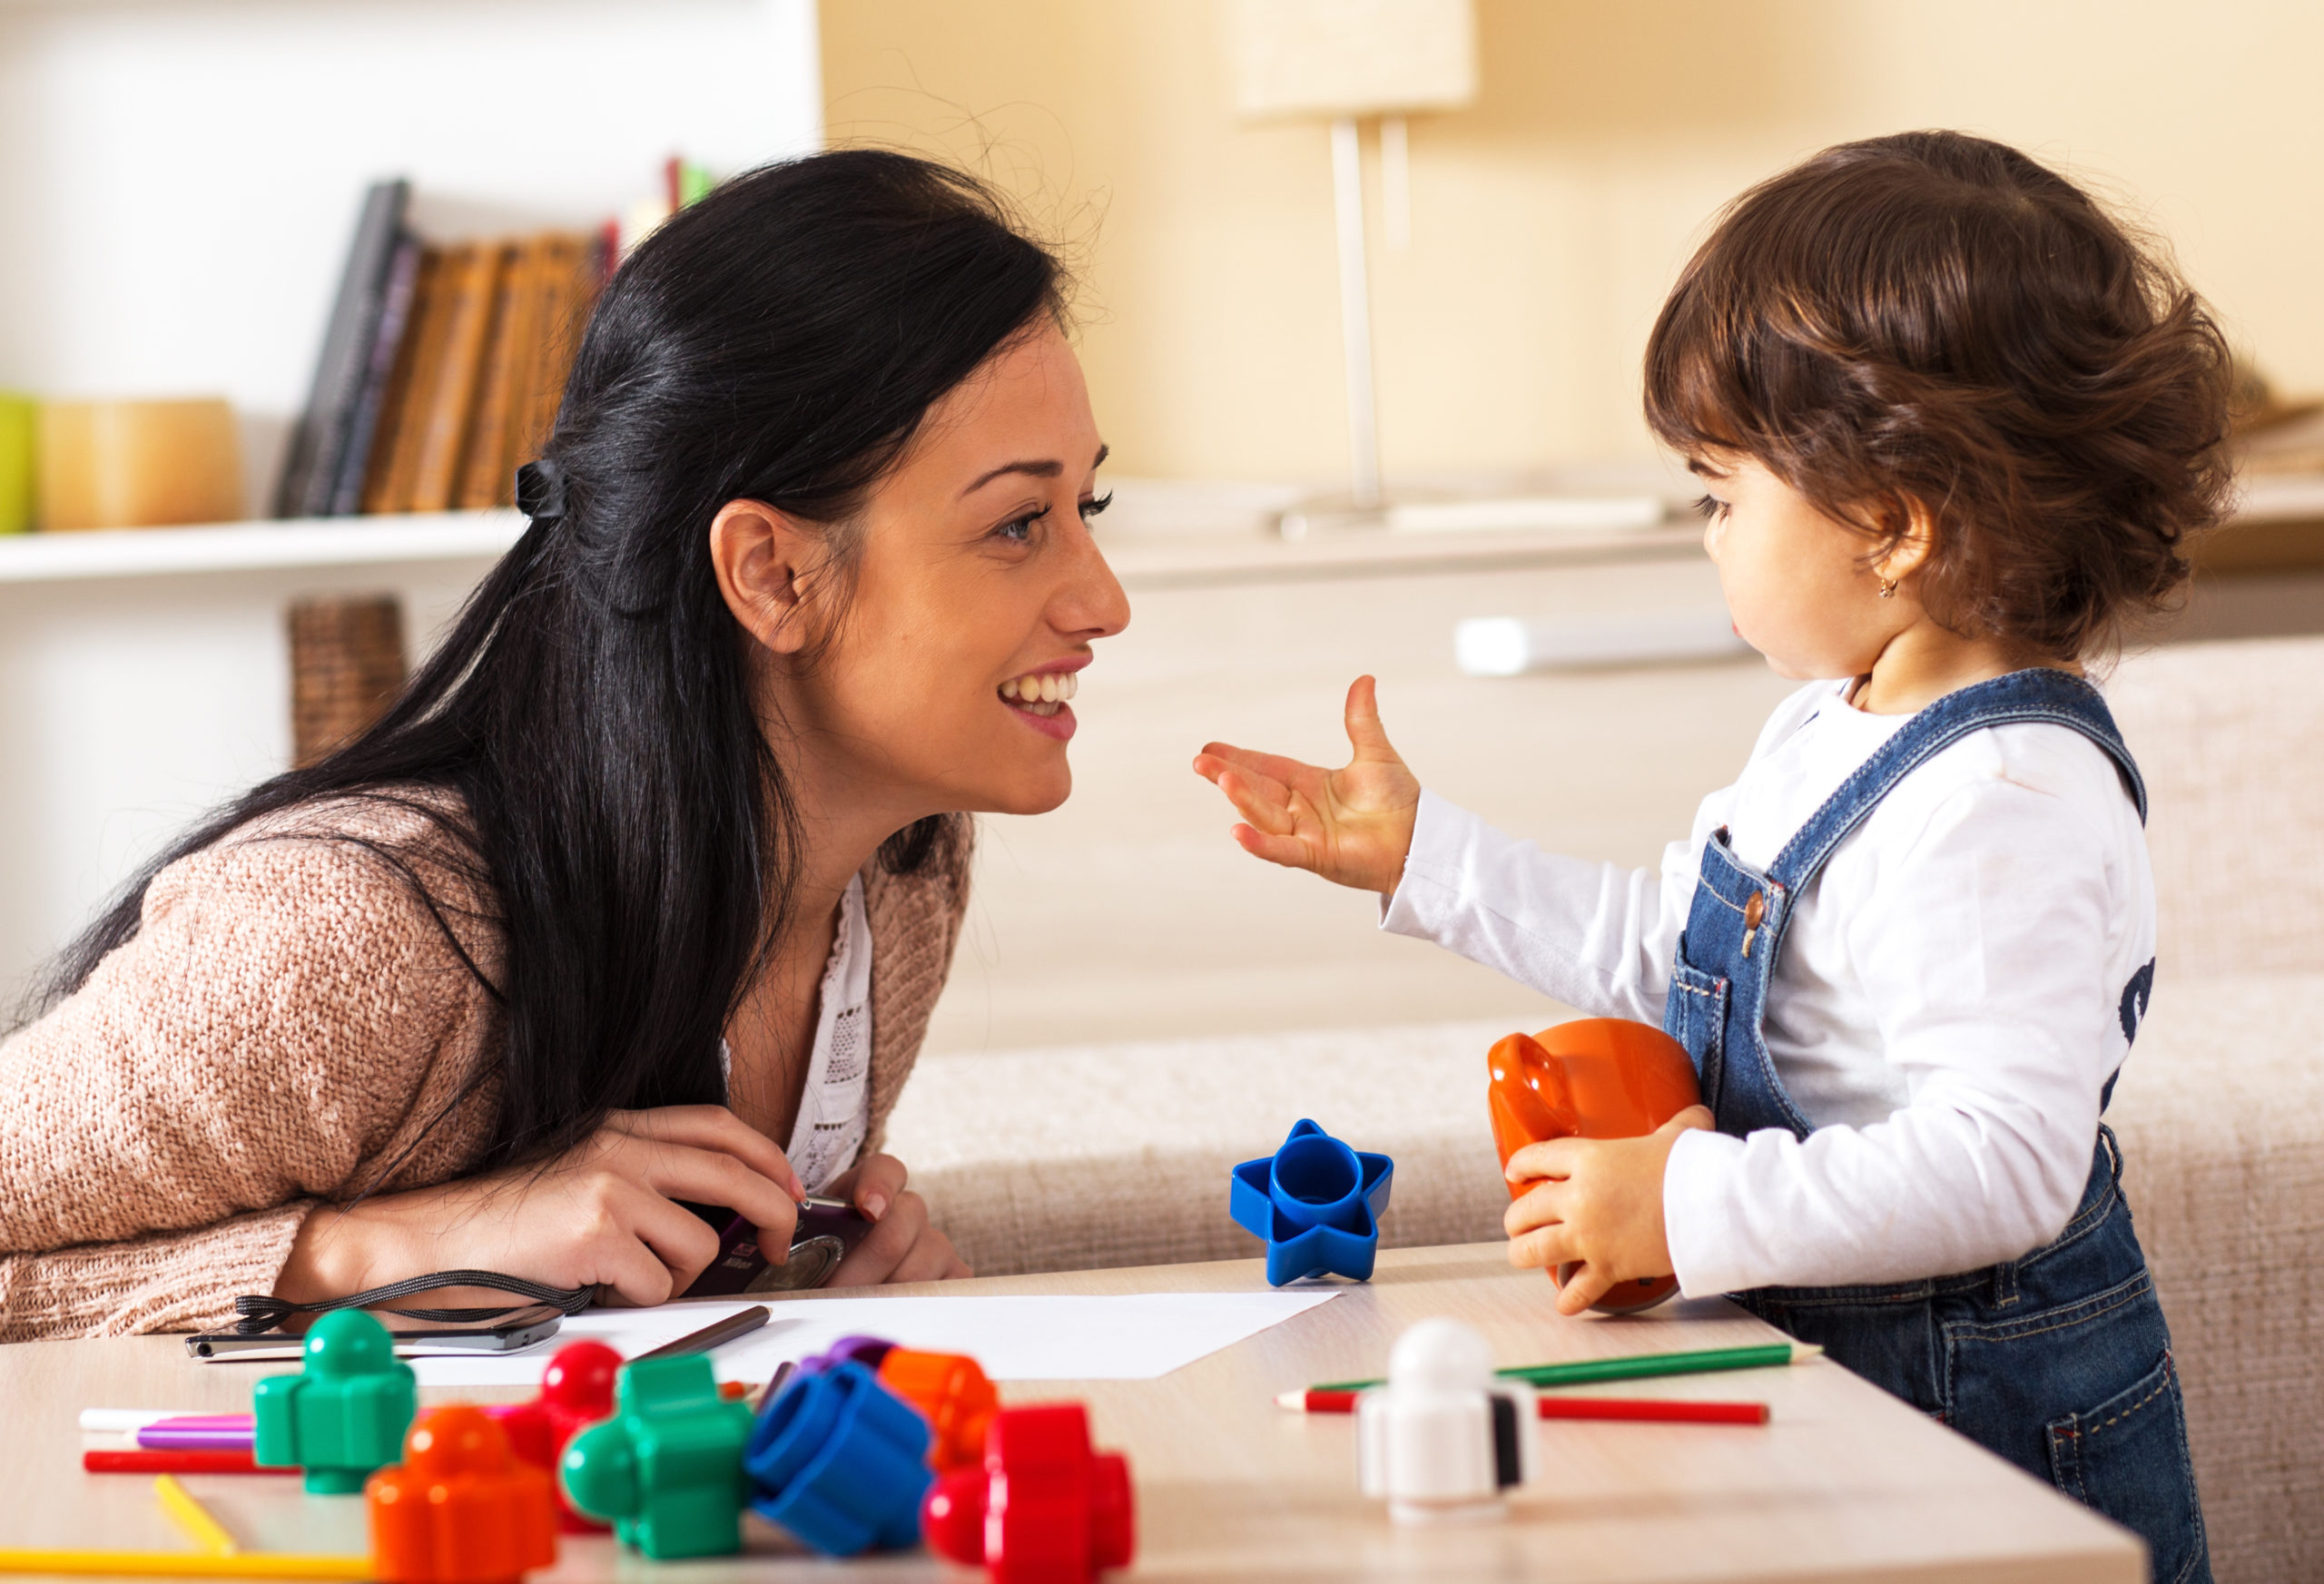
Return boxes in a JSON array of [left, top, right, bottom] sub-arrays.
[[287, 595, 408, 769]]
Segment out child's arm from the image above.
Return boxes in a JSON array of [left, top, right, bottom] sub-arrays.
[[1194, 675, 1698, 1024]]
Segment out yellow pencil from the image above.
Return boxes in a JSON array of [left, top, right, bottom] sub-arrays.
[[153, 1476, 238, 1557], [0, 1551, 369, 1579]]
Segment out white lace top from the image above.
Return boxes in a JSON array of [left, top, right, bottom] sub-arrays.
[[719, 873, 874, 1193]]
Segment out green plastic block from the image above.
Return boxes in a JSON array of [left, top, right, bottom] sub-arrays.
[[251, 1309, 418, 1494], [559, 1353, 754, 1559]]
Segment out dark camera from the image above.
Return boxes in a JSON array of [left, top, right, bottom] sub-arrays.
[[680, 1195, 874, 1297]]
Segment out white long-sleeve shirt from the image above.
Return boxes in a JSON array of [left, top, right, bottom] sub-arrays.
[[1382, 677, 2156, 1294]]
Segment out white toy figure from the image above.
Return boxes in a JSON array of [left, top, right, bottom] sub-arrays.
[[1357, 1317, 1536, 1524]]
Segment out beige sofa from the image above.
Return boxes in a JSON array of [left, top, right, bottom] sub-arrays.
[[890, 633, 2324, 1584]]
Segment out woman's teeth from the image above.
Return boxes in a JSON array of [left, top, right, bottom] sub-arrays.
[[1000, 671, 1078, 716]]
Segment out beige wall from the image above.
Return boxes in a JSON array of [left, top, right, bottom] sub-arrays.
[[822, 1, 2324, 484]]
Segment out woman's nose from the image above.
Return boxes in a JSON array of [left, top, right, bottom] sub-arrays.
[[1058, 526, 1131, 638]]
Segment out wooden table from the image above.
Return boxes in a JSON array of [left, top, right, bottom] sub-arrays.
[[0, 1244, 2141, 1581]]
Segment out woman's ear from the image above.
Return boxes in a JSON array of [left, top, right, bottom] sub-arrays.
[[708, 499, 825, 655]]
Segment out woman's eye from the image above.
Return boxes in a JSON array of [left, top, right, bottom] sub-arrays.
[[1079, 490, 1115, 522], [995, 507, 1050, 544], [1691, 493, 1731, 522]]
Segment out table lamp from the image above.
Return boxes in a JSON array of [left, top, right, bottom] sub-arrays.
[[1227, 0, 1477, 523]]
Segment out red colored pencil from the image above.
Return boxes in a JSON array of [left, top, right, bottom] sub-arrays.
[[82, 1448, 293, 1475], [1275, 1389, 1767, 1424]]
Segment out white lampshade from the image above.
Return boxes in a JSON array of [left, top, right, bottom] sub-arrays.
[[1228, 0, 1478, 122]]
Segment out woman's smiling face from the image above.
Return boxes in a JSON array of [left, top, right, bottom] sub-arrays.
[[716, 321, 1130, 823]]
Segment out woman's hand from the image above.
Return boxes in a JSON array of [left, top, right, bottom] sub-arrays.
[[1503, 1107, 1714, 1316], [822, 1153, 972, 1286], [1192, 675, 1423, 896], [278, 1106, 805, 1309]]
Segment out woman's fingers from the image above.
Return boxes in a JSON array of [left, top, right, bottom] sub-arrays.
[[889, 1217, 970, 1284], [606, 1106, 805, 1200], [614, 1186, 730, 1298], [845, 1153, 909, 1223], [825, 1187, 929, 1288], [605, 1135, 802, 1252]]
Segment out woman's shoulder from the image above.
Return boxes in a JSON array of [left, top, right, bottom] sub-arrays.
[[143, 785, 504, 990]]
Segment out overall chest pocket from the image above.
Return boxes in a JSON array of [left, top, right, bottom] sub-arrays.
[[1663, 950, 1729, 1097]]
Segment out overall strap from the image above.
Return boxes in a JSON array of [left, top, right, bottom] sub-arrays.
[[1768, 669, 2146, 891]]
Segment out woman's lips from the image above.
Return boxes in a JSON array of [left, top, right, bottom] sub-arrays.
[[1000, 667, 1078, 741]]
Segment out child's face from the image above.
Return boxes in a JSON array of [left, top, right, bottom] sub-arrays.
[[1690, 453, 1910, 682]]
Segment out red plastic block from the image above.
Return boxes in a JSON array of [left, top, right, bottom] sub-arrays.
[[875, 1349, 998, 1472], [494, 1341, 621, 1533], [368, 1405, 557, 1584], [921, 1403, 1133, 1584]]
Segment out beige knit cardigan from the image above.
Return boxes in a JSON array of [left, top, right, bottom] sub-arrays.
[[0, 795, 971, 1341]]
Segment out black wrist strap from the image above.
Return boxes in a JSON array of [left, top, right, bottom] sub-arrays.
[[233, 1271, 596, 1334]]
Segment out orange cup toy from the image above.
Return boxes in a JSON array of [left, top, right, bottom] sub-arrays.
[[1487, 1018, 1702, 1315]]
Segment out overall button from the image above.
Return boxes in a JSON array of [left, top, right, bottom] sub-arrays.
[[1742, 890, 1765, 958]]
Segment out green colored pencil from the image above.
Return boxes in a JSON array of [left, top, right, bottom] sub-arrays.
[[1310, 1340, 1821, 1395]]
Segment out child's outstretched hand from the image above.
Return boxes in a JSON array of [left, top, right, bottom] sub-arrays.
[[1192, 675, 1421, 896], [1504, 1106, 1716, 1316]]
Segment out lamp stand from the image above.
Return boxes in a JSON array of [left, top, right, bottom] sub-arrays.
[[1329, 116, 1382, 511]]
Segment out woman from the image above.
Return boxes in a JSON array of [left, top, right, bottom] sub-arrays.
[[0, 150, 1128, 1337]]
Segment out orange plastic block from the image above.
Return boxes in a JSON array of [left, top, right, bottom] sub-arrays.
[[368, 1405, 557, 1584], [876, 1349, 999, 1472], [1488, 1018, 1702, 1314]]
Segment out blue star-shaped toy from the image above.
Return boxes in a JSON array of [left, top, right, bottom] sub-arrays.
[[1229, 1119, 1394, 1285]]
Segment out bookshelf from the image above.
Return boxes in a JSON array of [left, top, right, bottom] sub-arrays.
[[0, 512, 523, 585]]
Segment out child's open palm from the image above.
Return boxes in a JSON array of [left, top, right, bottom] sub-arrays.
[[1193, 675, 1421, 895]]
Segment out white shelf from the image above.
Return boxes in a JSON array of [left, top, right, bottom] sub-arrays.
[[0, 510, 525, 585]]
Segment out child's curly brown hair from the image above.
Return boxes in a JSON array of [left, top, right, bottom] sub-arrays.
[[1644, 130, 2235, 661]]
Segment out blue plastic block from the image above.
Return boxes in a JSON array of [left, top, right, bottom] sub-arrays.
[[742, 1361, 933, 1556], [1229, 1118, 1394, 1285]]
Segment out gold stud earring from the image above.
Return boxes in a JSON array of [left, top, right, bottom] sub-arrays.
[[1877, 577, 1896, 599]]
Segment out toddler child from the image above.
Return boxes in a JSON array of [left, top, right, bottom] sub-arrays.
[[1195, 131, 2230, 1582]]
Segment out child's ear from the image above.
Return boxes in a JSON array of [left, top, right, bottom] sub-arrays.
[[707, 499, 830, 656], [1876, 496, 1940, 586]]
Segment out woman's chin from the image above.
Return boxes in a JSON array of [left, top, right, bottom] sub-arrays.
[[970, 762, 1073, 817]]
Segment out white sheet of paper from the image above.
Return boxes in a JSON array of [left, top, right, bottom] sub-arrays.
[[409, 1290, 1338, 1389]]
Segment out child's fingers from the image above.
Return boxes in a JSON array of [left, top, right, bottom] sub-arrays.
[[1216, 769, 1297, 835], [1504, 1179, 1563, 1241], [1342, 675, 1399, 761], [1199, 742, 1328, 790], [1506, 1218, 1574, 1271], [1230, 822, 1316, 871], [1553, 1262, 1618, 1317], [1503, 1138, 1578, 1185]]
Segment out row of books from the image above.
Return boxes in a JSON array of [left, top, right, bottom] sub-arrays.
[[275, 181, 608, 519]]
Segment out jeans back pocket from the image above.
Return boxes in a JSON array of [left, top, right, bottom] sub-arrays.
[[2046, 1349, 2210, 1584]]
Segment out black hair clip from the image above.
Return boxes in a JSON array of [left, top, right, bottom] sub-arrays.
[[514, 458, 568, 525]]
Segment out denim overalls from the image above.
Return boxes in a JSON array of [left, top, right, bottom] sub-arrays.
[[1660, 670, 2209, 1584]]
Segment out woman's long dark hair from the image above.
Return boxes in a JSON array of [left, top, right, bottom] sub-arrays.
[[45, 150, 1065, 1169]]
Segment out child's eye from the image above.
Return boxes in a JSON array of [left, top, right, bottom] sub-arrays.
[[1079, 490, 1114, 523], [1692, 493, 1731, 522]]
